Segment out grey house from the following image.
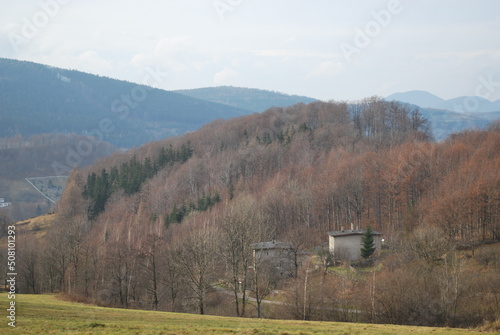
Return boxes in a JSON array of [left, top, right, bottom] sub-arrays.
[[251, 240, 295, 277], [327, 229, 382, 261]]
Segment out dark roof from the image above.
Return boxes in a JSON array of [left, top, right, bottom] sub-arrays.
[[327, 229, 382, 237], [251, 240, 293, 250]]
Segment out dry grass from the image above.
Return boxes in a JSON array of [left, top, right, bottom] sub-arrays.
[[0, 294, 496, 334], [13, 213, 54, 237]]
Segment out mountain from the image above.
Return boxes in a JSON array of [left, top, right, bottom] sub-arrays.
[[446, 96, 500, 113], [386, 90, 446, 109], [174, 86, 318, 113], [387, 90, 500, 140], [386, 90, 500, 113], [0, 58, 249, 148], [417, 107, 493, 141]]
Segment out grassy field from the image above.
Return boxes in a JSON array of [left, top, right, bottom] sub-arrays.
[[0, 294, 497, 334]]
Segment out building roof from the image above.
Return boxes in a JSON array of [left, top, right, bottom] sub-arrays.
[[327, 229, 382, 237], [251, 240, 293, 250]]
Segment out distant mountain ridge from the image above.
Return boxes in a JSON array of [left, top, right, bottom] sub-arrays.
[[174, 86, 318, 113], [0, 58, 249, 148], [386, 90, 500, 140], [2, 58, 499, 147], [386, 90, 500, 113]]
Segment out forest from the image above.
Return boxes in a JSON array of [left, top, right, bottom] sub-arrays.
[[4, 97, 500, 328]]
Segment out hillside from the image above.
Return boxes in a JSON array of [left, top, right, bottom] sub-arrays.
[[0, 58, 248, 148], [175, 86, 318, 113], [10, 97, 500, 328]]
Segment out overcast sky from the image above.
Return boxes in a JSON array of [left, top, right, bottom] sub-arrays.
[[1, 0, 499, 101]]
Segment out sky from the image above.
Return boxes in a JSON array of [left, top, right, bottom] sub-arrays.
[[1, 0, 499, 102]]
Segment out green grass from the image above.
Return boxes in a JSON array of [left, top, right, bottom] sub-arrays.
[[0, 294, 496, 334]]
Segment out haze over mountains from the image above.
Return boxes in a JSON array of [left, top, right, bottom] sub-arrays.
[[386, 90, 500, 140], [386, 90, 500, 113]]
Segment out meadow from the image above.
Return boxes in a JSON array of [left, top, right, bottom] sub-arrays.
[[0, 294, 497, 334]]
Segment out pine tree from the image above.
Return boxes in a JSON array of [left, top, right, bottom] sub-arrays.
[[213, 190, 221, 204], [361, 226, 376, 259]]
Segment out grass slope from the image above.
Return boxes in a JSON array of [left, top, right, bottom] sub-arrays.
[[0, 294, 493, 334], [13, 213, 54, 237]]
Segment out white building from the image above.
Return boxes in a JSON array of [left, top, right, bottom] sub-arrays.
[[328, 229, 382, 261]]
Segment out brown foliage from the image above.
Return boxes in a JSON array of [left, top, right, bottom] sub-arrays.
[[28, 100, 500, 325]]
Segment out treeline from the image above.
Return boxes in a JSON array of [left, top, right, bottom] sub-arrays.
[[82, 142, 193, 219], [10, 99, 500, 328]]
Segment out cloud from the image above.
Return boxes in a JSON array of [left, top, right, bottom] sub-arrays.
[[213, 67, 238, 85], [253, 61, 267, 69], [131, 36, 207, 75], [76, 50, 112, 73], [416, 50, 500, 61], [253, 49, 341, 60], [307, 61, 344, 78]]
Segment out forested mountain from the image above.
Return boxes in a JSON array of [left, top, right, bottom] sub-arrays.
[[0, 58, 248, 148], [10, 97, 500, 327], [175, 86, 318, 113]]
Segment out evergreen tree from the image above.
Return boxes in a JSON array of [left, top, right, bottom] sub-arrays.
[[36, 204, 42, 216], [170, 204, 180, 223], [361, 226, 376, 259], [213, 190, 221, 204], [197, 192, 207, 211]]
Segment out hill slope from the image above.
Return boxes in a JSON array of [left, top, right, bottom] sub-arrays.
[[0, 58, 248, 148], [8, 98, 500, 327], [174, 86, 318, 113]]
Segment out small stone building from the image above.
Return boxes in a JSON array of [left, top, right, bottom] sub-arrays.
[[251, 240, 295, 277], [327, 229, 382, 261]]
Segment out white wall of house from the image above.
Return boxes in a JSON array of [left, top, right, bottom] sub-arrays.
[[329, 234, 382, 261]]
